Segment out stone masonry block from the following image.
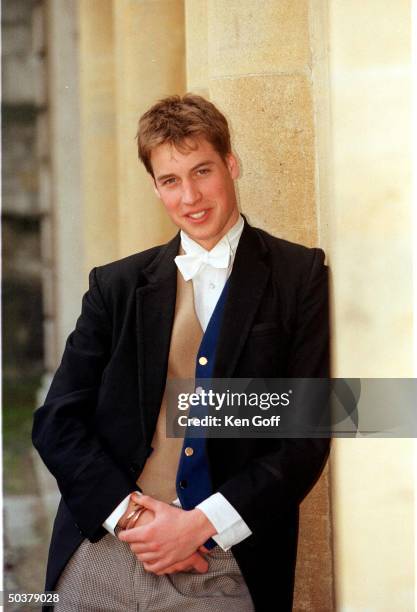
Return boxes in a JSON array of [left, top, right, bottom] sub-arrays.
[[331, 0, 410, 70], [2, 55, 37, 105], [2, 23, 32, 56], [208, 0, 311, 78], [185, 0, 208, 91], [1, 0, 36, 24]]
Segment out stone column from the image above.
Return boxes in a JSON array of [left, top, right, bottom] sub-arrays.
[[46, 0, 84, 358], [327, 2, 414, 610], [78, 0, 119, 276], [185, 2, 334, 609], [185, 0, 209, 97], [112, 0, 186, 258]]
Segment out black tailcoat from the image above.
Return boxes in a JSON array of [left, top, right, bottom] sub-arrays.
[[32, 220, 330, 612]]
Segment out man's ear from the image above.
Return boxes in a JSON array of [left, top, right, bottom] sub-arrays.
[[226, 152, 239, 180]]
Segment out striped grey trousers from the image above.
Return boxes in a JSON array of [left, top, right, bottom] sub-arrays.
[[55, 528, 254, 611]]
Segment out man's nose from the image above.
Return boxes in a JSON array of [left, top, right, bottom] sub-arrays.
[[181, 180, 200, 206]]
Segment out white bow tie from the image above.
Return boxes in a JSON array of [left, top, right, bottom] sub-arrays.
[[175, 241, 231, 281]]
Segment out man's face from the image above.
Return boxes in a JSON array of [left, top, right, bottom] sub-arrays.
[[150, 137, 240, 251]]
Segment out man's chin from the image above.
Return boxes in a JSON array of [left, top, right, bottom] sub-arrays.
[[181, 222, 217, 242]]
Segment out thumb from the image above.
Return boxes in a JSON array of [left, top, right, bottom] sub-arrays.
[[192, 553, 209, 574], [136, 494, 159, 512]]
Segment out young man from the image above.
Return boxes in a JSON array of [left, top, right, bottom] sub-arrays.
[[33, 94, 330, 611]]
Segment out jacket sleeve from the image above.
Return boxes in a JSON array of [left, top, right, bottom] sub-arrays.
[[32, 268, 136, 541], [217, 248, 330, 533]]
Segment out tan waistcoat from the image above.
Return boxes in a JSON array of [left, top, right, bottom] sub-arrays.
[[136, 271, 203, 502]]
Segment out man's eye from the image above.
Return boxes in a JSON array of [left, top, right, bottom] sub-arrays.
[[162, 177, 176, 186], [197, 168, 210, 176]]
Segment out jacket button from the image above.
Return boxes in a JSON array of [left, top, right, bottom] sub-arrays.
[[184, 447, 194, 457], [198, 356, 208, 366], [179, 479, 188, 489]]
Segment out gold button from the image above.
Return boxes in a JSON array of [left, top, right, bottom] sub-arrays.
[[184, 447, 194, 457], [199, 356, 208, 366]]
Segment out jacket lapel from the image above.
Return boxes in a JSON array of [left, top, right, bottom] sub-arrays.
[[136, 233, 180, 446], [213, 221, 270, 378]]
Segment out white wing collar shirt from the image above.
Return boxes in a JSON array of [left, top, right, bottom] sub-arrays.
[[104, 214, 252, 551], [175, 213, 244, 330]]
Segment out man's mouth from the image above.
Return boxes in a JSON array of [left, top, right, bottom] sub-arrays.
[[187, 210, 208, 220]]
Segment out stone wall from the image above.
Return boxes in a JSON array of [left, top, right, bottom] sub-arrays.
[[328, 2, 414, 610]]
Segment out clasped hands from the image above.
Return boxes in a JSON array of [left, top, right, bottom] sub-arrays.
[[117, 493, 216, 575]]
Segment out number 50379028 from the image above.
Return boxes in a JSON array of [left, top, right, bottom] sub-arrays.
[[6, 592, 60, 604]]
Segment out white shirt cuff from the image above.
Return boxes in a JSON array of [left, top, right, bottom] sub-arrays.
[[102, 491, 142, 535], [196, 492, 252, 550]]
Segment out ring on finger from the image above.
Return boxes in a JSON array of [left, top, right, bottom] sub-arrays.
[[128, 508, 144, 525]]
